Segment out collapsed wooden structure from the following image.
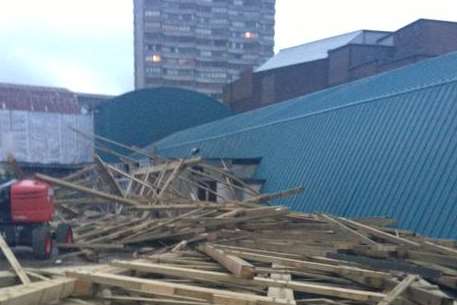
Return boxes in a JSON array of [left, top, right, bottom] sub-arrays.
[[0, 135, 456, 305]]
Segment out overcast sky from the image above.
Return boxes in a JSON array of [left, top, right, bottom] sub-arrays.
[[0, 0, 456, 95]]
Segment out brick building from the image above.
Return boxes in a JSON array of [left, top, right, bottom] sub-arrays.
[[224, 19, 457, 112]]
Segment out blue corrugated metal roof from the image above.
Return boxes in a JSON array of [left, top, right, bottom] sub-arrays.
[[153, 52, 457, 239]]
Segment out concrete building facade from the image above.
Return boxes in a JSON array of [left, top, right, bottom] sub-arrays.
[[134, 0, 275, 100], [224, 19, 457, 112]]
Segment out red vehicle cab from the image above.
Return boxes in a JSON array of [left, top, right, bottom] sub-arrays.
[[0, 177, 72, 259], [10, 180, 54, 223]]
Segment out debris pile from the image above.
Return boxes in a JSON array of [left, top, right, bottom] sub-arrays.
[[0, 135, 456, 305]]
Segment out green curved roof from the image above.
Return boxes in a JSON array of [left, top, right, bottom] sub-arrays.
[[95, 87, 231, 161]]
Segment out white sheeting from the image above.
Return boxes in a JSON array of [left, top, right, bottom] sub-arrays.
[[0, 110, 93, 164]]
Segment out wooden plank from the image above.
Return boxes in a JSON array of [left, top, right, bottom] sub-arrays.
[[61, 165, 96, 181], [0, 233, 31, 284], [198, 243, 256, 279], [110, 260, 386, 302], [58, 242, 126, 251], [0, 278, 75, 305], [212, 245, 389, 281], [67, 270, 294, 305], [107, 164, 158, 197], [93, 154, 124, 197], [338, 217, 420, 247], [243, 187, 304, 204], [158, 159, 184, 199], [376, 275, 418, 305], [403, 249, 457, 268], [36, 173, 142, 206], [101, 295, 210, 305], [321, 214, 377, 246], [402, 278, 453, 305], [133, 157, 202, 176], [422, 240, 457, 256], [268, 264, 295, 304]]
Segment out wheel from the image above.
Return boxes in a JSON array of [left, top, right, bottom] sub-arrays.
[[55, 223, 74, 244], [3, 227, 17, 247], [32, 226, 53, 259]]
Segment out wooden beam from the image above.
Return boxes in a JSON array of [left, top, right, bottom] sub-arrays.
[[158, 159, 184, 199], [110, 260, 386, 302], [0, 234, 31, 284], [268, 264, 295, 304], [107, 163, 158, 197], [67, 270, 293, 305], [94, 154, 124, 197], [422, 240, 457, 256], [212, 245, 389, 281], [0, 278, 75, 305], [376, 275, 418, 305], [321, 214, 378, 246], [36, 173, 142, 206], [338, 217, 420, 247], [243, 187, 304, 204], [133, 157, 202, 176], [58, 243, 126, 251], [101, 295, 210, 305], [198, 244, 256, 279]]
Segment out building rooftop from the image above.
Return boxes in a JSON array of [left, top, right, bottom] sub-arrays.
[[0, 82, 80, 114], [256, 30, 392, 72]]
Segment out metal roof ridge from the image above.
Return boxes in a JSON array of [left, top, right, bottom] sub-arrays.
[[275, 30, 364, 52], [158, 75, 457, 151]]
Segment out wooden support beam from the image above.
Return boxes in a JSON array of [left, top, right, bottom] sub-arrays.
[[422, 240, 457, 256], [61, 165, 96, 182], [94, 154, 124, 197], [198, 243, 256, 279], [110, 260, 386, 302], [268, 264, 295, 304], [58, 243, 126, 251], [212, 245, 389, 281], [67, 270, 294, 305], [376, 275, 418, 305], [158, 159, 184, 199], [107, 164, 158, 197], [36, 173, 142, 206], [0, 278, 75, 305], [0, 233, 31, 284], [321, 214, 378, 246], [243, 187, 304, 204], [101, 295, 210, 305], [338, 217, 420, 247], [133, 158, 202, 176]]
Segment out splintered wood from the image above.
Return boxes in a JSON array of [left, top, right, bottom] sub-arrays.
[[17, 136, 455, 305]]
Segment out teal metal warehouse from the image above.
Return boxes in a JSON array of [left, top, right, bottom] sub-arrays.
[[95, 87, 232, 161], [151, 52, 457, 239]]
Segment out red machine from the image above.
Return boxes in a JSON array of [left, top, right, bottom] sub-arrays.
[[0, 179, 73, 259]]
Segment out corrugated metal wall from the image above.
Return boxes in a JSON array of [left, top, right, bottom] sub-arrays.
[[153, 52, 457, 239]]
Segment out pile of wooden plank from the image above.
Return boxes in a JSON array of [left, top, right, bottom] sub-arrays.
[[2, 207, 457, 305], [1, 133, 455, 305]]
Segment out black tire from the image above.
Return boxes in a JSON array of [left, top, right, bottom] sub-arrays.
[[55, 223, 74, 244], [19, 227, 33, 246], [32, 226, 53, 260], [3, 227, 17, 247]]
